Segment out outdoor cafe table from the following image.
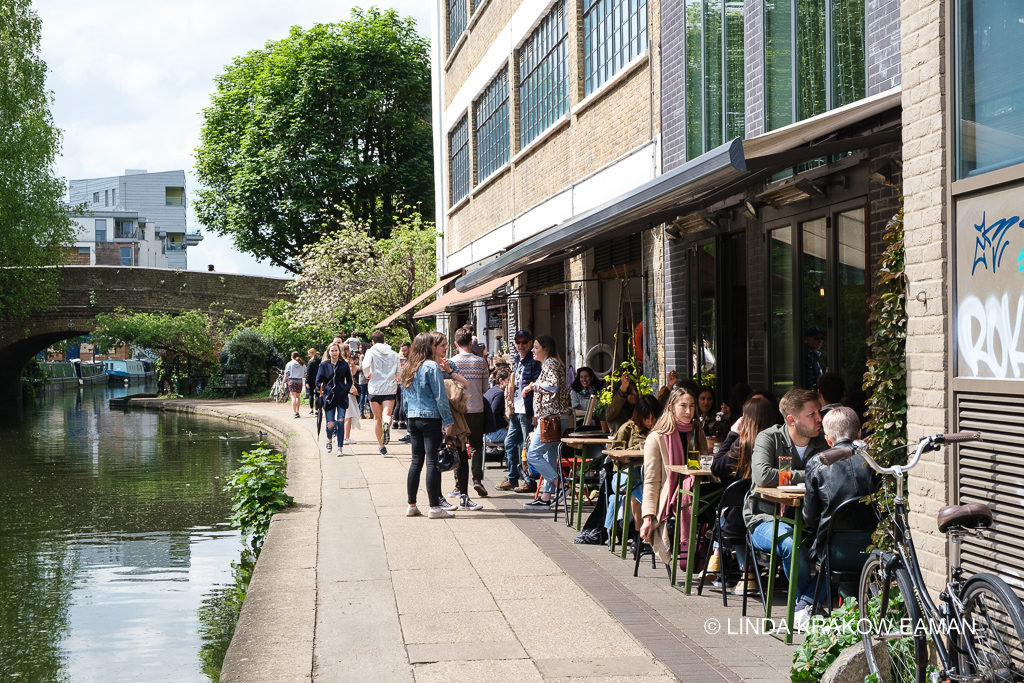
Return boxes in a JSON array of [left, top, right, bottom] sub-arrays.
[[605, 449, 645, 559], [754, 485, 806, 645], [664, 466, 718, 595], [560, 435, 611, 529]]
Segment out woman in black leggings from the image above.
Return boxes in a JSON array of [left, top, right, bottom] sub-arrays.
[[399, 331, 455, 519]]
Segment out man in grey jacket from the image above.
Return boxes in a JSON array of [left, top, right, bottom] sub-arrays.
[[743, 387, 828, 627]]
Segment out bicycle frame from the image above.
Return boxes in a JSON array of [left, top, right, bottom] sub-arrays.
[[864, 435, 989, 681]]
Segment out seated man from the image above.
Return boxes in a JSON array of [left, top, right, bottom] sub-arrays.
[[743, 388, 829, 628], [803, 407, 878, 596], [816, 372, 845, 419]]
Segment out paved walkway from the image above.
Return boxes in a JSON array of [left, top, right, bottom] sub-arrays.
[[135, 399, 794, 682]]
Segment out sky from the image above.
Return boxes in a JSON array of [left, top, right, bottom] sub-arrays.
[[34, 0, 434, 279]]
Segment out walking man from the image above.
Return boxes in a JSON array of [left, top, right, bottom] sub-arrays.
[[450, 326, 491, 499], [498, 329, 541, 493], [362, 330, 400, 456]]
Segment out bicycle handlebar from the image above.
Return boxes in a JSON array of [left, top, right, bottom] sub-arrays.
[[822, 432, 982, 474]]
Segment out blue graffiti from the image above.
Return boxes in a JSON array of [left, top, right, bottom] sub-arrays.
[[972, 211, 1022, 276]]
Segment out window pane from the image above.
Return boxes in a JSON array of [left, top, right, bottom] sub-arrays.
[[583, 0, 648, 95], [800, 217, 828, 389], [518, 1, 568, 147], [448, 115, 470, 205], [448, 0, 467, 55], [119, 247, 132, 266], [165, 187, 184, 206], [770, 226, 794, 395], [836, 209, 866, 400], [796, 0, 826, 120], [831, 0, 865, 107], [474, 67, 509, 180], [95, 219, 107, 243], [704, 0, 723, 149], [684, 0, 704, 159], [764, 0, 793, 130], [724, 1, 745, 140], [956, 0, 1024, 177]]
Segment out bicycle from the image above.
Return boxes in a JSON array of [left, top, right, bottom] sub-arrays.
[[268, 369, 288, 404], [824, 433, 1024, 682]]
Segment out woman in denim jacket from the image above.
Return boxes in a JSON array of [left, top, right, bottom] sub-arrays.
[[400, 331, 455, 519]]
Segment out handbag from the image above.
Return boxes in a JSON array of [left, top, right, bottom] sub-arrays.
[[539, 415, 561, 443], [436, 438, 461, 472]]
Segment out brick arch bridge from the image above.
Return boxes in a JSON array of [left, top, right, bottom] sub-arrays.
[[0, 266, 291, 404]]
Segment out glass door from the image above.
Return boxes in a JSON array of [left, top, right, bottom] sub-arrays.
[[688, 240, 718, 386], [769, 226, 795, 396]]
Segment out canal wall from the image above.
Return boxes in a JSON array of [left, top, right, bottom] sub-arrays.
[[123, 398, 321, 681]]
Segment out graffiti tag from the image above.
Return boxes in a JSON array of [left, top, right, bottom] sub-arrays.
[[971, 211, 1022, 276], [958, 293, 1024, 378]]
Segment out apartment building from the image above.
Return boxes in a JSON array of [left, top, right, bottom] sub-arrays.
[[68, 169, 203, 269]]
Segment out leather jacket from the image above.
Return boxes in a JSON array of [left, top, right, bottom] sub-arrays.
[[803, 438, 879, 554]]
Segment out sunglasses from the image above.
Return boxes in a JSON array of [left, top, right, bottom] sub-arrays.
[[514, 339, 531, 345]]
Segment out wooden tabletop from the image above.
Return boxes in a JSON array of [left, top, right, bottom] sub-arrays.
[[665, 465, 714, 477], [603, 449, 644, 461], [562, 436, 613, 447], [754, 486, 805, 506]]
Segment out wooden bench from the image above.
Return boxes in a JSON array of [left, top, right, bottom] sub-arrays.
[[211, 373, 249, 397]]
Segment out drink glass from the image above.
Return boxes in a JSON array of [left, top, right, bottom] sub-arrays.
[[699, 454, 713, 470], [779, 454, 792, 486]]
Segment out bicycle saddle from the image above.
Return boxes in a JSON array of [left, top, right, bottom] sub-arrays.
[[936, 502, 993, 533]]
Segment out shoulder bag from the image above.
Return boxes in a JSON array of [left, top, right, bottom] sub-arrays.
[[539, 415, 561, 443]]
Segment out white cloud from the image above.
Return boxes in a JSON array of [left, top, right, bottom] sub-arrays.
[[35, 0, 434, 278]]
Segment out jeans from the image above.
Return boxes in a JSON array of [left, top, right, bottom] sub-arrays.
[[358, 384, 369, 414], [604, 467, 642, 530], [503, 413, 533, 484], [751, 521, 816, 606], [465, 411, 485, 484], [484, 428, 507, 444], [525, 418, 567, 494], [324, 405, 340, 441], [407, 417, 443, 507]]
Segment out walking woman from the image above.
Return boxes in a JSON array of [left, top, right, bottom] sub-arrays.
[[342, 347, 361, 445], [521, 335, 572, 508], [281, 351, 307, 418], [401, 331, 455, 519], [638, 385, 708, 563], [304, 348, 321, 415], [315, 342, 353, 453]]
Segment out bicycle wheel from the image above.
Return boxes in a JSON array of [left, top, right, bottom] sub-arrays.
[[958, 573, 1024, 682], [859, 552, 929, 683]]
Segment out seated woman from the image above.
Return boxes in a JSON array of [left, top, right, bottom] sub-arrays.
[[638, 385, 707, 565], [605, 395, 662, 536], [569, 366, 603, 427], [605, 373, 639, 433], [710, 395, 777, 594]]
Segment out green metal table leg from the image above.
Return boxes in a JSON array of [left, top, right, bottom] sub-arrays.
[[782, 515, 802, 645], [669, 485, 682, 586], [575, 449, 587, 530], [608, 462, 621, 553], [765, 513, 779, 621], [683, 478, 703, 594]]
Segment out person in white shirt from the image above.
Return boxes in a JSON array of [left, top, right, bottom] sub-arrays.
[[280, 351, 307, 418], [362, 330, 400, 455]]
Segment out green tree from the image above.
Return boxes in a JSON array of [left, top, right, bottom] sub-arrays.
[[0, 0, 76, 319], [194, 8, 433, 272], [218, 328, 283, 391], [289, 211, 436, 342], [255, 300, 335, 357], [91, 309, 225, 391]]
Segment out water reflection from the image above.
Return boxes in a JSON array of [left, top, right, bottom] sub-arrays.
[[0, 381, 256, 681]]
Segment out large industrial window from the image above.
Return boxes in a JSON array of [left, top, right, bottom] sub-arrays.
[[448, 0, 467, 56], [474, 66, 509, 181], [449, 115, 470, 205], [684, 0, 745, 160], [764, 0, 865, 131], [583, 0, 648, 96], [518, 1, 568, 148], [955, 0, 1024, 178]]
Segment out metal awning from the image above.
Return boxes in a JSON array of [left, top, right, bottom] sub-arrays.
[[374, 270, 463, 328], [455, 87, 901, 292], [414, 272, 520, 318]]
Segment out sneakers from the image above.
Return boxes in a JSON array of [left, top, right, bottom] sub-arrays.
[[428, 507, 454, 519], [449, 488, 462, 498], [496, 480, 516, 491], [398, 435, 411, 443], [696, 553, 722, 581], [793, 606, 812, 632], [437, 498, 455, 510], [473, 480, 488, 498], [406, 505, 421, 517], [730, 572, 757, 595], [459, 495, 483, 511], [379, 446, 388, 456], [523, 497, 551, 509], [344, 438, 356, 445], [514, 480, 537, 494], [294, 412, 300, 418], [325, 440, 332, 452], [382, 422, 390, 445]]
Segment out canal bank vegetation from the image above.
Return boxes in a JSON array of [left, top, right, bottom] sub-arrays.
[[223, 443, 293, 552]]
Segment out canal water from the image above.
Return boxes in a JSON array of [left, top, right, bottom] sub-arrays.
[[0, 380, 259, 682]]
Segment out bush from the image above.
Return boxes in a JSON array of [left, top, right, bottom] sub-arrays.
[[219, 328, 283, 391], [791, 598, 862, 681], [223, 444, 293, 552]]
